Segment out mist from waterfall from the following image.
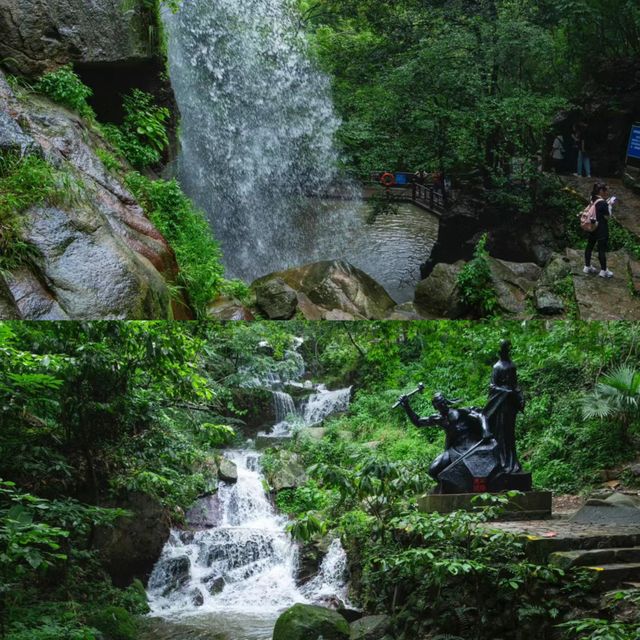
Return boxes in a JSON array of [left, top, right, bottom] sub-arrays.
[[163, 0, 361, 283]]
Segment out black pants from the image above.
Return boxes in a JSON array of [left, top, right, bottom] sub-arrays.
[[585, 234, 608, 271]]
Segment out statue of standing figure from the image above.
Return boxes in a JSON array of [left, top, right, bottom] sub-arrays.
[[397, 340, 531, 494], [484, 340, 525, 474]]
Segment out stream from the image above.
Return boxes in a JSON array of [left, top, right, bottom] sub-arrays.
[[162, 0, 438, 302], [143, 346, 352, 640]]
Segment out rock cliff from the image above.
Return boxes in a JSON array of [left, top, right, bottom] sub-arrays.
[[0, 71, 177, 319]]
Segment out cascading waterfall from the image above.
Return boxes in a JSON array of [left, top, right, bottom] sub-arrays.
[[162, 0, 361, 283], [147, 450, 350, 640], [303, 385, 352, 427]]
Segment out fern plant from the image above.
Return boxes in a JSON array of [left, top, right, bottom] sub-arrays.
[[581, 364, 640, 444]]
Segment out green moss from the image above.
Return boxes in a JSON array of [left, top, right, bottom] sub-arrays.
[[125, 171, 226, 316]]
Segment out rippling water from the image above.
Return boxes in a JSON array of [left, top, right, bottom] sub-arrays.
[[288, 199, 440, 304]]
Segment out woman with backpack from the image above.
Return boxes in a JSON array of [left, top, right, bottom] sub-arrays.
[[584, 182, 613, 279]]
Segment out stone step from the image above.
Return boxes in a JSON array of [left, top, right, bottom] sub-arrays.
[[580, 562, 640, 590], [549, 547, 640, 569]]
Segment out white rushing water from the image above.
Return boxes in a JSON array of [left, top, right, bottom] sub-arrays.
[[163, 0, 362, 283], [148, 450, 350, 640]]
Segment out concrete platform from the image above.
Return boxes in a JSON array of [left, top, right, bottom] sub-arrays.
[[417, 491, 552, 520]]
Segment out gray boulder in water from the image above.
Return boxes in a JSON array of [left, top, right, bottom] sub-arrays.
[[273, 604, 350, 640], [252, 260, 395, 320]]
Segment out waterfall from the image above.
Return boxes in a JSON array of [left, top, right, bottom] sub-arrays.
[[148, 450, 351, 639], [302, 386, 352, 427], [163, 0, 360, 283]]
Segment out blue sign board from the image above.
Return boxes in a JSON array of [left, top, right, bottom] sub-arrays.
[[627, 124, 640, 161]]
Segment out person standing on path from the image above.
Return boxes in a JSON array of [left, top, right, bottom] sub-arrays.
[[584, 182, 613, 279], [577, 123, 592, 178], [551, 132, 566, 173]]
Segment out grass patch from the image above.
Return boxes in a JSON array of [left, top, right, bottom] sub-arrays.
[[0, 152, 62, 269], [125, 172, 228, 316]]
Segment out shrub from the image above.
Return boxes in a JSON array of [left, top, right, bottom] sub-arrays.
[[124, 172, 226, 316], [35, 65, 95, 119], [100, 89, 169, 169], [457, 234, 498, 317]]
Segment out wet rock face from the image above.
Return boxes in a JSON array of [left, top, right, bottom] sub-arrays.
[[0, 0, 158, 76], [0, 70, 176, 319], [253, 260, 396, 320]]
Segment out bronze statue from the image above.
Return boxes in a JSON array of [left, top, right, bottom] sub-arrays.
[[484, 340, 525, 474], [399, 391, 501, 493], [395, 341, 532, 494]]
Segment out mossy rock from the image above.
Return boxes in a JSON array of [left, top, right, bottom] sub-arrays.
[[273, 603, 350, 640], [88, 606, 137, 640]]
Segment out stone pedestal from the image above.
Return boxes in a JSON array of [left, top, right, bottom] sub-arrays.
[[418, 491, 553, 520]]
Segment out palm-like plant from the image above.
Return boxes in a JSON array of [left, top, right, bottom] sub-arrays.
[[581, 365, 640, 444]]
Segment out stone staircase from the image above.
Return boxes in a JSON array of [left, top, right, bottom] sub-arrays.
[[490, 520, 640, 592], [549, 547, 640, 590]]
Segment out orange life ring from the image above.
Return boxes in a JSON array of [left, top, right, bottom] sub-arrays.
[[380, 172, 395, 187]]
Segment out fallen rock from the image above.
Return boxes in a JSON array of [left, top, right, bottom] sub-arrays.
[[160, 556, 191, 596], [253, 260, 395, 320], [540, 253, 572, 287], [350, 615, 392, 640], [272, 604, 350, 640], [186, 494, 224, 529], [414, 261, 465, 318], [218, 459, 238, 484], [203, 575, 225, 595], [386, 301, 430, 320], [254, 277, 298, 320]]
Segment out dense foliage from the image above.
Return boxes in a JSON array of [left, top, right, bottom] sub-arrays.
[[1, 321, 639, 638], [297, 0, 639, 178]]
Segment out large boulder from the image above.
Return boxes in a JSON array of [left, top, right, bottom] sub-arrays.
[[267, 451, 307, 492], [272, 604, 350, 640], [488, 258, 542, 315], [93, 492, 170, 588], [255, 277, 298, 320], [253, 260, 395, 320], [0, 0, 159, 76], [0, 70, 176, 319], [218, 458, 238, 484], [414, 261, 465, 318]]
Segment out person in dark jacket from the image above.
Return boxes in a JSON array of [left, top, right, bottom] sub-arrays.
[[584, 182, 613, 279]]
